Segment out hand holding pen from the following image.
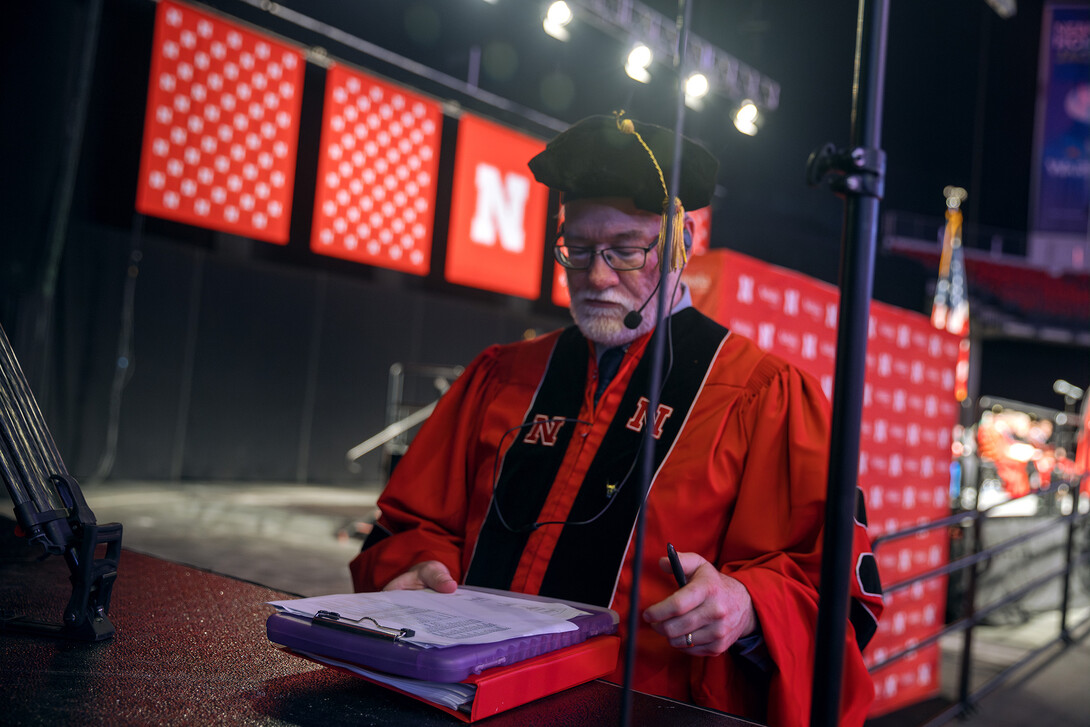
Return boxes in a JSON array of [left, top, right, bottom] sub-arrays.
[[645, 543, 758, 655], [665, 543, 693, 648], [667, 542, 687, 588]]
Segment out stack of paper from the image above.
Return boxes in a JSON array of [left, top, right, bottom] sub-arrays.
[[267, 588, 588, 648], [265, 587, 621, 722]]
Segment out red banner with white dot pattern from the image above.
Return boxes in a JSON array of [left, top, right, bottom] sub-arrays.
[[310, 64, 443, 274], [135, 0, 304, 243], [684, 249, 960, 717]]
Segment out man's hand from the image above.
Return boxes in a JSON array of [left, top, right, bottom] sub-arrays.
[[382, 560, 458, 593], [643, 551, 757, 656]]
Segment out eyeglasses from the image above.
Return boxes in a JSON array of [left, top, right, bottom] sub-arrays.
[[554, 241, 657, 271]]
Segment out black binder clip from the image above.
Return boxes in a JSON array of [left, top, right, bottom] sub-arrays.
[[312, 610, 416, 641]]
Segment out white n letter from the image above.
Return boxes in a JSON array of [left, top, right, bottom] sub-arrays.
[[471, 163, 530, 253]]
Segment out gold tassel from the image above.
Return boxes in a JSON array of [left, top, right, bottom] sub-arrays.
[[615, 111, 687, 272], [668, 199, 688, 272]]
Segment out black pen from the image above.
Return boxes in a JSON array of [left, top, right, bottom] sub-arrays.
[[667, 542, 687, 587]]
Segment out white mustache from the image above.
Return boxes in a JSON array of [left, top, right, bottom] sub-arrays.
[[571, 291, 631, 306]]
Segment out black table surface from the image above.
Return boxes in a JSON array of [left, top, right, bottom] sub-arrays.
[[0, 516, 758, 726]]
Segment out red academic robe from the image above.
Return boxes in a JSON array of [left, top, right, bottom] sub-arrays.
[[351, 313, 883, 727]]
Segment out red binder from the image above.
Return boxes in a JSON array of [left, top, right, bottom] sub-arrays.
[[282, 634, 620, 722]]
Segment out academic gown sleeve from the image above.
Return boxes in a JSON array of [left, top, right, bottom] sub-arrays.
[[689, 359, 882, 727], [348, 345, 504, 592]]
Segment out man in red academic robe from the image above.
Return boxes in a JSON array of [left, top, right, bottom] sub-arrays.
[[350, 114, 883, 727]]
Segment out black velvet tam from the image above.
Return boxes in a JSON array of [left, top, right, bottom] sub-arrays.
[[528, 115, 718, 213]]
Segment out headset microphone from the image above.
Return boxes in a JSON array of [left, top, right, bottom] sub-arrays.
[[623, 281, 659, 330], [622, 229, 691, 330]]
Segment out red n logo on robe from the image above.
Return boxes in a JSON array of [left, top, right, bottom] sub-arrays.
[[522, 415, 566, 446], [625, 397, 674, 439]]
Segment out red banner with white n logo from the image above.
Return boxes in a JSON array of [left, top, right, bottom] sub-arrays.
[[135, 0, 304, 243], [445, 114, 549, 299], [310, 64, 443, 274]]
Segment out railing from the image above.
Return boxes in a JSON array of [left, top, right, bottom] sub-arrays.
[[345, 363, 464, 475], [882, 210, 1031, 261], [868, 478, 1089, 725]]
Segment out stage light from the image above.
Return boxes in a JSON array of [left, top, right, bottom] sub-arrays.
[[944, 185, 968, 208], [733, 99, 760, 136], [685, 72, 709, 99], [683, 72, 709, 110], [545, 0, 780, 112], [624, 44, 652, 83], [546, 1, 572, 25], [543, 2, 573, 41]]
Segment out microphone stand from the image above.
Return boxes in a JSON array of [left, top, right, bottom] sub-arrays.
[[804, 0, 889, 724], [620, 1, 693, 725], [0, 324, 123, 641]]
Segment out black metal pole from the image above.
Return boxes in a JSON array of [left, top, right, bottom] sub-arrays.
[[1058, 489, 1079, 641], [620, 2, 693, 725], [809, 1, 889, 725]]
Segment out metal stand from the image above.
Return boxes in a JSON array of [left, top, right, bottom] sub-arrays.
[[804, 0, 890, 725], [621, 2, 693, 725], [0, 324, 122, 641]]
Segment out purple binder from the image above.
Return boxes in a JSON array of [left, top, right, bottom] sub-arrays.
[[265, 587, 619, 683]]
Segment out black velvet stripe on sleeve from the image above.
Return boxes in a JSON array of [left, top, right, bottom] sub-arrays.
[[852, 552, 882, 649], [850, 598, 879, 650]]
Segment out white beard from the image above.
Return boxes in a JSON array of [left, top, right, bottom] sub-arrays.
[[569, 292, 656, 347]]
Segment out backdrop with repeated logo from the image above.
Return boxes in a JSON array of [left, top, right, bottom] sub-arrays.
[[685, 250, 959, 717]]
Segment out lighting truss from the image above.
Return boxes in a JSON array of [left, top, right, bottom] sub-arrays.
[[567, 0, 780, 112]]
